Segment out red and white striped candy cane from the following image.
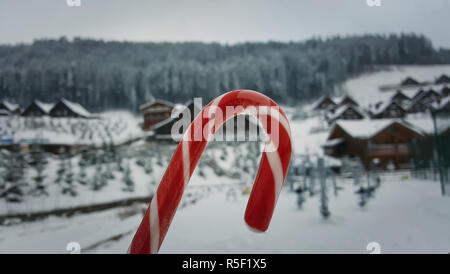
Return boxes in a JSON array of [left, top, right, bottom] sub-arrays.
[[129, 90, 292, 254]]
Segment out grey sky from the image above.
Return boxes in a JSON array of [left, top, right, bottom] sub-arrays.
[[0, 0, 449, 48]]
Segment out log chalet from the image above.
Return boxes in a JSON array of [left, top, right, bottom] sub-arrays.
[[140, 100, 174, 131], [323, 119, 424, 170]]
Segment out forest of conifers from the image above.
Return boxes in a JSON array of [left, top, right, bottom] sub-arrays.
[[0, 33, 449, 112]]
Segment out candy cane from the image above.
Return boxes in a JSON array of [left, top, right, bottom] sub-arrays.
[[129, 90, 292, 254]]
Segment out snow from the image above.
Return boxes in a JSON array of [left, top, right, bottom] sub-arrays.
[[1, 174, 449, 254], [331, 119, 396, 138], [1, 100, 19, 112], [326, 104, 366, 121], [343, 65, 450, 108], [0, 111, 144, 146], [288, 116, 329, 156], [34, 100, 54, 114], [329, 118, 432, 139], [432, 96, 450, 110], [60, 98, 91, 118], [0, 155, 157, 216]]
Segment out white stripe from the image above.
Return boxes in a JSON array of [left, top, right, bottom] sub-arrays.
[[149, 195, 160, 254], [264, 141, 284, 202], [182, 133, 190, 187]]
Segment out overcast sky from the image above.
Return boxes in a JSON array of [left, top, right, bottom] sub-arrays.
[[0, 0, 449, 48]]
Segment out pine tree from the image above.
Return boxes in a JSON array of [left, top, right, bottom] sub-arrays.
[[318, 158, 330, 219], [78, 151, 88, 185], [62, 158, 77, 196], [122, 161, 134, 192], [92, 162, 107, 191], [2, 148, 26, 202], [144, 159, 153, 174], [55, 156, 66, 184], [28, 145, 49, 197]]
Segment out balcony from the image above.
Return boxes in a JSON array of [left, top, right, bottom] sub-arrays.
[[367, 143, 409, 157]]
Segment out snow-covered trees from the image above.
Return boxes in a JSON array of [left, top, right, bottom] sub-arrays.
[[1, 34, 447, 112], [1, 148, 26, 202], [62, 157, 77, 196], [28, 145, 49, 197], [122, 160, 134, 192]]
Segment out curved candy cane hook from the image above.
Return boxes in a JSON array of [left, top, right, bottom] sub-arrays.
[[129, 90, 292, 254]]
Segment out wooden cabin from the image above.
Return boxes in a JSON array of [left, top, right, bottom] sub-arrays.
[[21, 100, 54, 117], [323, 120, 424, 170], [371, 101, 406, 119], [313, 96, 337, 111], [49, 98, 91, 118], [140, 100, 174, 131], [435, 74, 450, 85], [152, 100, 201, 141], [326, 104, 365, 125]]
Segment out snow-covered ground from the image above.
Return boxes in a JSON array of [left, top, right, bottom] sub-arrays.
[[0, 111, 143, 146], [1, 174, 448, 254]]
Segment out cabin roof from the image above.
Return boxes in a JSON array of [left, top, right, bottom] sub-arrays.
[[329, 119, 424, 140], [327, 104, 365, 121], [370, 100, 404, 116], [59, 98, 91, 118], [401, 77, 420, 86], [139, 99, 175, 111], [435, 74, 450, 84], [1, 100, 19, 112], [33, 100, 54, 114], [312, 96, 336, 109]]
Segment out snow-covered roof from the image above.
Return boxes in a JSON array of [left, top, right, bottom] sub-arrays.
[[370, 100, 404, 116], [312, 96, 336, 109], [322, 138, 344, 148], [1, 100, 19, 112], [330, 118, 424, 139], [327, 104, 365, 121], [60, 98, 91, 118], [139, 99, 175, 111], [34, 100, 54, 114], [431, 96, 450, 111], [404, 115, 435, 134]]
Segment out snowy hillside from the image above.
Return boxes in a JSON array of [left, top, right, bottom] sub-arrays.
[[343, 65, 450, 107]]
